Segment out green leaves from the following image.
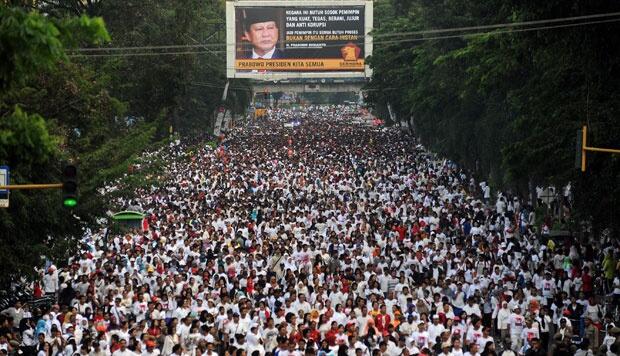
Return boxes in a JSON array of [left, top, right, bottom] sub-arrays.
[[0, 2, 247, 284], [0, 106, 57, 171], [0, 7, 63, 90], [0, 7, 110, 91], [0, 6, 114, 284], [368, 0, 620, 232], [56, 15, 111, 47], [79, 0, 238, 133]]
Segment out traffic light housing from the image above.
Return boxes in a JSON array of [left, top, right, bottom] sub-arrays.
[[62, 164, 78, 207]]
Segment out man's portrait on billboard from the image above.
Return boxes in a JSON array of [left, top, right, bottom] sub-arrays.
[[239, 8, 285, 59]]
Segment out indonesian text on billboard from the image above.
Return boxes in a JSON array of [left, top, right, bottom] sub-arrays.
[[234, 6, 365, 73]]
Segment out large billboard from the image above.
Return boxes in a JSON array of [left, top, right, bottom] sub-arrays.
[[226, 0, 373, 80]]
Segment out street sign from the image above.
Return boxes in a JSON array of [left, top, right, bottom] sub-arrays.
[[0, 166, 9, 208]]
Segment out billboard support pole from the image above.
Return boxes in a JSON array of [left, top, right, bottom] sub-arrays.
[[213, 81, 230, 136], [222, 81, 230, 102]]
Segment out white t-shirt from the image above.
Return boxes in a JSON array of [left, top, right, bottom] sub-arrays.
[[508, 314, 525, 336], [521, 326, 539, 343], [541, 279, 555, 297], [409, 330, 430, 349], [477, 335, 493, 350]]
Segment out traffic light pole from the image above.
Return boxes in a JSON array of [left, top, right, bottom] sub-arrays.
[[0, 183, 63, 190], [579, 125, 620, 172], [0, 164, 77, 207]]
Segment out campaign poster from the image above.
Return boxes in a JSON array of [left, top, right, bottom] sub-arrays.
[[233, 6, 366, 73]]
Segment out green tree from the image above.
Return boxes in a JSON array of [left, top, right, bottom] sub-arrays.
[[0, 1, 253, 284], [367, 0, 620, 234], [0, 6, 110, 283], [75, 0, 250, 135]]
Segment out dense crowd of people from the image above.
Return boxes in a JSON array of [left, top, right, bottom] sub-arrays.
[[2, 105, 620, 356]]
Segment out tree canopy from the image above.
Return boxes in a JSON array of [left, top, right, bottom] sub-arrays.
[[366, 0, 620, 234], [0, 2, 250, 284]]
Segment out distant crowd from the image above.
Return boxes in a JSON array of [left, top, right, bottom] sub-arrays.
[[2, 105, 620, 356]]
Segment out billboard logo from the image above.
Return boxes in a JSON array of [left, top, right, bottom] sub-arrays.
[[341, 42, 361, 61]]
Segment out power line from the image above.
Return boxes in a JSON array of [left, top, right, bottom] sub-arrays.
[[373, 11, 620, 38], [68, 11, 620, 54], [69, 17, 620, 59], [69, 50, 216, 58], [188, 81, 393, 91], [72, 43, 220, 52], [378, 17, 620, 45], [190, 82, 252, 91]]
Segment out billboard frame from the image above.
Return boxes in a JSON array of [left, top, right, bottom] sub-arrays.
[[226, 0, 373, 80]]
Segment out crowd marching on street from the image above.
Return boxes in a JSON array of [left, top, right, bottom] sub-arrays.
[[3, 105, 620, 356]]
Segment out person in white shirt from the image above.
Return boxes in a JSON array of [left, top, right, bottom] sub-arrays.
[[464, 342, 481, 356], [143, 340, 161, 356], [466, 319, 484, 350], [520, 318, 539, 349], [439, 341, 452, 355], [43, 267, 59, 296], [356, 307, 372, 337], [535, 307, 552, 348], [332, 304, 347, 327], [463, 297, 482, 319], [500, 339, 517, 356], [507, 306, 525, 352], [408, 322, 430, 350], [246, 325, 265, 355], [482, 184, 491, 204], [293, 294, 311, 315], [449, 338, 465, 356], [450, 316, 467, 343], [133, 295, 149, 322], [176, 317, 192, 345], [237, 308, 252, 335], [428, 314, 446, 347], [585, 297, 603, 324], [496, 301, 511, 342], [540, 272, 555, 306], [112, 339, 136, 356], [476, 327, 494, 350], [398, 315, 416, 337]]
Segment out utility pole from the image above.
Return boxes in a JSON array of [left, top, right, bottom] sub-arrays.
[[577, 125, 620, 172]]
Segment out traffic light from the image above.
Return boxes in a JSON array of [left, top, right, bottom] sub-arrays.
[[62, 164, 78, 207]]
